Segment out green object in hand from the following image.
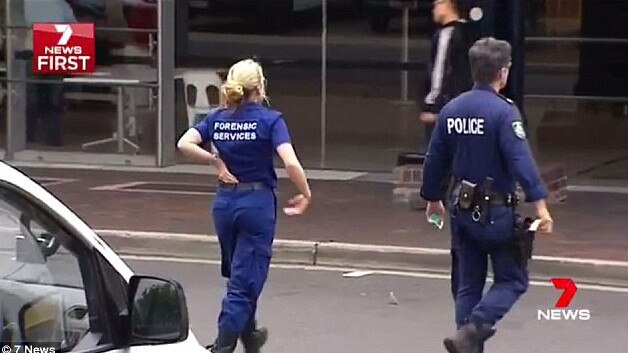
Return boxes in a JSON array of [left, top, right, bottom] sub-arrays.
[[428, 213, 444, 230]]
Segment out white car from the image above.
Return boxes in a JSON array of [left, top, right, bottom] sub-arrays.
[[0, 162, 207, 353]]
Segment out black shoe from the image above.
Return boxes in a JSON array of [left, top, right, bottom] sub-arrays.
[[207, 331, 237, 353], [240, 320, 268, 353], [443, 322, 495, 353]]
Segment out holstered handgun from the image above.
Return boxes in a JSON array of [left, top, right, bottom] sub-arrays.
[[513, 215, 536, 267]]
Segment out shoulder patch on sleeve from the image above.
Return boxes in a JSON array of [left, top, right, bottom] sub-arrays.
[[511, 120, 526, 139]]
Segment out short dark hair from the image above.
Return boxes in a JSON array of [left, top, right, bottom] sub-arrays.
[[468, 37, 512, 85], [449, 0, 468, 17]]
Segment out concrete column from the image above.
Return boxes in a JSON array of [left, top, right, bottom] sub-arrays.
[[157, 0, 176, 166], [5, 0, 27, 159]]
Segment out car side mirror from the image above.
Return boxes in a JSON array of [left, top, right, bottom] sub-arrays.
[[128, 276, 189, 343]]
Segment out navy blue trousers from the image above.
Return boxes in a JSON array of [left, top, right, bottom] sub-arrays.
[[213, 189, 276, 335], [451, 206, 529, 327]]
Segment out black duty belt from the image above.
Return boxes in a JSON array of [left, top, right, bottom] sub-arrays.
[[450, 179, 519, 208], [218, 182, 269, 191], [450, 178, 519, 223]]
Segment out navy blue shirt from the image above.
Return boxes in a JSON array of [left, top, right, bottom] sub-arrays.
[[421, 85, 548, 203], [194, 102, 291, 188]]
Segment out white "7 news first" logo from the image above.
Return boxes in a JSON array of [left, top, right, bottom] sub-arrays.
[[55, 24, 73, 45], [33, 22, 95, 74]]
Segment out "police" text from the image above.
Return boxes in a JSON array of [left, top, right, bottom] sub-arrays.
[[446, 117, 485, 135]]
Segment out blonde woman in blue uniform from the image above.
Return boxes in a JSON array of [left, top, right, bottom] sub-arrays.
[[177, 59, 312, 353]]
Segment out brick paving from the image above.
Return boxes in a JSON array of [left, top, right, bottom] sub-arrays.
[[15, 165, 628, 262]]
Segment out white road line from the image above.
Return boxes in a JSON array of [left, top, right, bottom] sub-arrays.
[[122, 255, 628, 294], [567, 185, 628, 195], [90, 181, 216, 195], [533, 255, 628, 268], [34, 177, 78, 187], [90, 181, 148, 191], [15, 161, 367, 181], [109, 188, 215, 196], [119, 181, 215, 187]]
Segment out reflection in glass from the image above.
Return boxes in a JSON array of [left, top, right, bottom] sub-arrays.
[[131, 279, 183, 340], [3, 0, 158, 158], [0, 189, 89, 351], [324, 1, 430, 170], [176, 1, 323, 167]]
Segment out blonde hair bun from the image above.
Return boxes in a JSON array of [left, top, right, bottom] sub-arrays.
[[223, 83, 245, 105], [224, 59, 267, 106]]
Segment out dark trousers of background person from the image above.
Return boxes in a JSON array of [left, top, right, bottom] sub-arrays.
[[26, 59, 64, 146], [425, 121, 436, 149]]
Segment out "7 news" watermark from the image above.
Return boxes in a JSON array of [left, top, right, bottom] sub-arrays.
[[537, 278, 591, 321], [2, 345, 56, 353]]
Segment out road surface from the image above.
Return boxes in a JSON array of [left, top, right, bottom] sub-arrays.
[[127, 257, 628, 353]]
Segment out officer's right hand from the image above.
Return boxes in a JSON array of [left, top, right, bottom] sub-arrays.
[[535, 200, 554, 234], [425, 201, 446, 222], [213, 158, 239, 184]]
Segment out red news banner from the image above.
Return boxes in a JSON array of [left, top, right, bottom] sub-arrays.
[[32, 23, 96, 75]]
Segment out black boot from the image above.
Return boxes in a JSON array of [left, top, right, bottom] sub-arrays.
[[477, 328, 497, 353], [207, 330, 238, 353], [240, 319, 268, 353], [443, 322, 495, 353]]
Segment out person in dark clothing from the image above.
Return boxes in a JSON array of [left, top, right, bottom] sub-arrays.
[[25, 76, 64, 146], [24, 0, 77, 146], [419, 0, 473, 144], [419, 0, 474, 305]]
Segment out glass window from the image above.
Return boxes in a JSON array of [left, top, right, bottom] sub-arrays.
[[175, 0, 323, 167], [522, 0, 628, 175], [3, 0, 158, 161], [324, 0, 432, 170], [0, 185, 106, 351], [0, 0, 6, 156]]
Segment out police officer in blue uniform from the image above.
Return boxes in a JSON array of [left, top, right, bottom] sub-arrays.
[[420, 38, 554, 353], [177, 59, 312, 353]]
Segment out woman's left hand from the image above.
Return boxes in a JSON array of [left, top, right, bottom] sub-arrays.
[[213, 158, 239, 184], [283, 194, 311, 216]]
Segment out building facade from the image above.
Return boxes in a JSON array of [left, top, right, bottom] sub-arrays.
[[1, 0, 627, 176]]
